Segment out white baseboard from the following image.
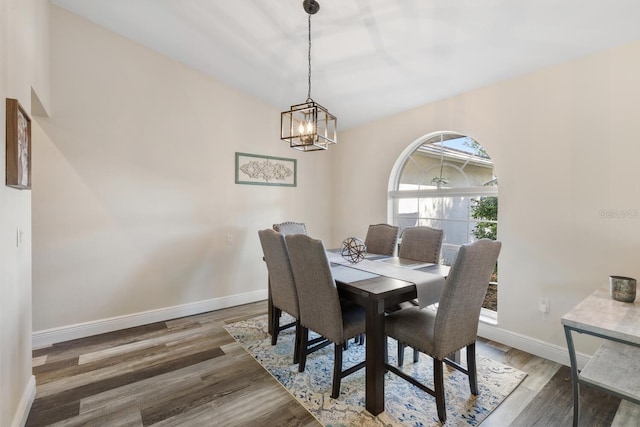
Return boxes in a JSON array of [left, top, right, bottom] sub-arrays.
[[32, 290, 589, 370], [12, 375, 35, 427], [478, 322, 591, 369], [32, 290, 267, 348]]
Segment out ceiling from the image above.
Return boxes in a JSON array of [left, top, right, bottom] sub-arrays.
[[51, 0, 640, 130]]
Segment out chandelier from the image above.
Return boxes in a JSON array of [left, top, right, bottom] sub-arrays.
[[281, 0, 337, 151]]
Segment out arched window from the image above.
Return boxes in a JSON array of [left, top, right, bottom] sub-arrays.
[[388, 131, 498, 311]]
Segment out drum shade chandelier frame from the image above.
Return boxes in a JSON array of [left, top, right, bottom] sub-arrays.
[[281, 0, 337, 151]]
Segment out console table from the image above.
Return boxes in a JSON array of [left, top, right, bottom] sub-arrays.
[[561, 285, 640, 426]]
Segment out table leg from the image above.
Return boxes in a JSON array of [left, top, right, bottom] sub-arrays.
[[564, 326, 580, 427], [365, 298, 386, 415]]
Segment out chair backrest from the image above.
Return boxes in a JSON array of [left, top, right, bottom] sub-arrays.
[[432, 239, 501, 359], [258, 229, 299, 318], [273, 221, 308, 236], [284, 234, 345, 344], [364, 223, 399, 256], [398, 226, 444, 263]]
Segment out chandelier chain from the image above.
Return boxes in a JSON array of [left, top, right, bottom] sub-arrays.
[[307, 14, 312, 102]]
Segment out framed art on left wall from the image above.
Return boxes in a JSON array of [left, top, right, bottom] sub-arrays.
[[235, 152, 296, 187], [5, 98, 31, 190]]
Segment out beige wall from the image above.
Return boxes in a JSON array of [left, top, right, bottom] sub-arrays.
[[10, 10, 640, 427], [31, 6, 332, 333], [1, 0, 50, 425], [332, 40, 640, 353]]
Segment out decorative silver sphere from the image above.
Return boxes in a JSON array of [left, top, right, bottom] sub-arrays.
[[341, 237, 367, 264]]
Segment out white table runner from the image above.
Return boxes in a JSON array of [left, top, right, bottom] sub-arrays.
[[327, 252, 445, 308]]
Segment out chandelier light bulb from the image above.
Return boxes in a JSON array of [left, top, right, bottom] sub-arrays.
[[299, 120, 314, 135]]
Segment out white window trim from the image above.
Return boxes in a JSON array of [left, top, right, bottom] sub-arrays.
[[389, 186, 498, 200]]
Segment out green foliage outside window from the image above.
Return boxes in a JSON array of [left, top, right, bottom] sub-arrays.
[[471, 196, 498, 284], [471, 196, 497, 240]]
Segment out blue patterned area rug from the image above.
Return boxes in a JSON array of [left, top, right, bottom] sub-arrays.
[[224, 315, 526, 426]]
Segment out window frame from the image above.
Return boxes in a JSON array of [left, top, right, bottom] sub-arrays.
[[387, 131, 498, 321]]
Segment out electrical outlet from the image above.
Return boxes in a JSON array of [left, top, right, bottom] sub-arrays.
[[226, 234, 233, 245], [538, 297, 550, 313]]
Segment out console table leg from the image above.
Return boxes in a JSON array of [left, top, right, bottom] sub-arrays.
[[564, 326, 580, 427]]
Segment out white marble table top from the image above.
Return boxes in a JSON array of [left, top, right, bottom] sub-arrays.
[[561, 285, 640, 345]]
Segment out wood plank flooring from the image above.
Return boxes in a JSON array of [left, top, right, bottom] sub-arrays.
[[27, 301, 623, 426]]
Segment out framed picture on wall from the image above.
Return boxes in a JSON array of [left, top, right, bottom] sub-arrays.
[[235, 152, 297, 187], [5, 98, 32, 190]]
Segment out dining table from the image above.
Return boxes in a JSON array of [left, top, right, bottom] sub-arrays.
[[327, 251, 449, 416], [265, 249, 450, 416]]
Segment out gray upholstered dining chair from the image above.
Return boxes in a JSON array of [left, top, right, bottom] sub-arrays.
[[285, 233, 366, 398], [395, 225, 445, 364], [258, 229, 328, 364], [273, 221, 307, 235], [258, 229, 301, 362], [384, 239, 502, 423], [398, 226, 444, 263], [364, 223, 399, 256]]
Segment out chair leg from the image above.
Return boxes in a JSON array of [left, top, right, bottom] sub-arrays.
[[271, 307, 282, 345], [434, 358, 446, 422], [397, 341, 419, 366], [397, 341, 405, 367], [293, 321, 302, 364], [349, 334, 363, 346], [298, 327, 309, 372], [384, 336, 388, 363], [467, 343, 478, 395], [331, 343, 343, 398]]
